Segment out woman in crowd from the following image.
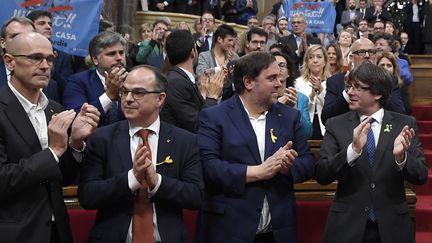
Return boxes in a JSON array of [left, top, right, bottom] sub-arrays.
[[385, 21, 398, 37], [326, 43, 344, 75], [337, 30, 355, 67], [376, 51, 411, 114], [295, 45, 331, 139], [138, 23, 152, 41], [272, 51, 313, 139]]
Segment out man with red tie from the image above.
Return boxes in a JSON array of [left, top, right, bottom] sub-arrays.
[[78, 65, 204, 243]]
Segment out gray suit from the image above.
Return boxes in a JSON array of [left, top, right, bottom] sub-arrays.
[[341, 10, 362, 27], [316, 110, 428, 243], [196, 50, 239, 77]]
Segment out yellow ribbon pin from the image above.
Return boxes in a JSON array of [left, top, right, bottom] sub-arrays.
[[383, 124, 392, 133], [270, 128, 277, 143], [156, 156, 173, 166]]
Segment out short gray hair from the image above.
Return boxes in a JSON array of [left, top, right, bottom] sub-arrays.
[[88, 31, 126, 58]]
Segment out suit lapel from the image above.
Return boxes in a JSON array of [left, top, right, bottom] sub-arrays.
[[227, 96, 261, 164], [2, 87, 41, 153], [91, 70, 106, 95], [155, 122, 172, 175], [172, 66, 205, 105], [264, 106, 281, 160], [373, 111, 395, 176], [115, 121, 133, 171], [347, 112, 372, 177]]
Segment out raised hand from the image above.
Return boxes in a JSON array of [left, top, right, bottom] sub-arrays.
[[70, 103, 100, 149], [393, 125, 415, 162], [352, 117, 372, 153], [48, 110, 76, 157], [104, 67, 128, 101]]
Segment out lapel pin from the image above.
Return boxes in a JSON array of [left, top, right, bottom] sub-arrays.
[[166, 139, 171, 143], [270, 128, 278, 143], [383, 124, 392, 133], [156, 155, 174, 166]]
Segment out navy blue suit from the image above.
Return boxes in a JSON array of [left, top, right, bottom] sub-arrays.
[[63, 69, 123, 127], [78, 120, 204, 243], [321, 72, 406, 125], [195, 95, 315, 243], [52, 48, 73, 98]]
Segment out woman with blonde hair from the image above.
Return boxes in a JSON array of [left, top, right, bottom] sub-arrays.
[[295, 44, 331, 139]]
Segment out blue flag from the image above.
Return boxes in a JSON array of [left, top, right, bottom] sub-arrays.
[[283, 0, 336, 33], [0, 0, 103, 57]]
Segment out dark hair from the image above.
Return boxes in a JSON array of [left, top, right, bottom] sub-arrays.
[[26, 10, 52, 22], [165, 29, 195, 65], [246, 27, 268, 42], [88, 31, 126, 58], [200, 11, 215, 24], [234, 52, 276, 94], [348, 62, 392, 107], [214, 24, 237, 42], [1, 17, 34, 39], [373, 32, 394, 51], [271, 51, 295, 86], [99, 19, 114, 32], [130, 65, 167, 92]]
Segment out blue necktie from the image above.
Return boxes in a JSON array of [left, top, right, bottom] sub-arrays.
[[366, 118, 376, 221], [107, 101, 119, 124]]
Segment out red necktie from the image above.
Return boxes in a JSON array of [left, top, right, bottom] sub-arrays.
[[133, 129, 154, 243]]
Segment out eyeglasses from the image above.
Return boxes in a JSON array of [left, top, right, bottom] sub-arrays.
[[119, 88, 161, 100], [202, 18, 214, 22], [250, 40, 266, 45], [351, 49, 377, 57], [11, 53, 56, 66], [345, 83, 371, 92]]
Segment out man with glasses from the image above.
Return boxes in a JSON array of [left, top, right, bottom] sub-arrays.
[[63, 31, 128, 127], [1, 31, 100, 243], [280, 13, 321, 79], [195, 12, 216, 54], [78, 65, 204, 243], [316, 63, 427, 243], [0, 16, 60, 102], [322, 38, 405, 124], [373, 20, 385, 35]]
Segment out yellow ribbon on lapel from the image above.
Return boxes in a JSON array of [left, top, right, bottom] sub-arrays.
[[156, 156, 173, 166], [270, 128, 277, 143]]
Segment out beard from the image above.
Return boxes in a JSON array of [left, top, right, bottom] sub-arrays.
[[349, 5, 356, 10]]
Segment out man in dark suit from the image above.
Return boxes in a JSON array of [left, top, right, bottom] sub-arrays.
[[316, 63, 427, 243], [0, 32, 100, 243], [321, 38, 405, 125], [365, 0, 391, 23], [0, 16, 60, 102], [63, 31, 128, 127], [194, 12, 216, 54], [78, 65, 204, 243], [341, 0, 363, 28], [26, 10, 74, 99], [161, 29, 222, 133], [195, 52, 315, 243], [404, 0, 424, 54], [279, 13, 321, 79]]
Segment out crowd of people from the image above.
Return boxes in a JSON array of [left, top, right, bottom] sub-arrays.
[[0, 0, 429, 242]]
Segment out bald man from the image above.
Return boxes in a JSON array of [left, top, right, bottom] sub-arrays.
[[0, 32, 100, 243], [321, 38, 405, 124]]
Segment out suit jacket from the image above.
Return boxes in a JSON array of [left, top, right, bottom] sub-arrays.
[[160, 66, 216, 133], [0, 85, 79, 243], [316, 110, 428, 243], [279, 34, 321, 79], [78, 120, 204, 243], [195, 95, 315, 243], [52, 48, 74, 98], [340, 9, 362, 27], [63, 69, 123, 127], [321, 72, 406, 125], [365, 6, 391, 23]]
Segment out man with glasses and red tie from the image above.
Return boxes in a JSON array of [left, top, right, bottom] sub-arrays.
[[78, 65, 204, 243], [316, 62, 427, 243], [321, 38, 405, 125]]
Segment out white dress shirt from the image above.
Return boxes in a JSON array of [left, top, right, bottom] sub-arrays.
[[96, 69, 116, 113]]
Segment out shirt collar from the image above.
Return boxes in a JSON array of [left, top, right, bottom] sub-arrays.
[[359, 108, 384, 125], [128, 116, 161, 138], [239, 96, 268, 120], [96, 69, 106, 87], [178, 67, 196, 84], [8, 81, 49, 113]]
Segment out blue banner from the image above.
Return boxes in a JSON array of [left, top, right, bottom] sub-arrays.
[[283, 1, 336, 33], [0, 0, 103, 57]]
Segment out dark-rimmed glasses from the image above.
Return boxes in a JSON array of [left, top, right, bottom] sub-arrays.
[[119, 88, 161, 100], [345, 83, 371, 92], [11, 53, 56, 66], [351, 49, 377, 57]]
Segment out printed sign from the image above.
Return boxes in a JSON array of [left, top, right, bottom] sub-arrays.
[[284, 0, 336, 33]]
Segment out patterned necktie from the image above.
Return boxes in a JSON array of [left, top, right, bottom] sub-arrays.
[[133, 129, 154, 243], [107, 101, 119, 124], [366, 118, 377, 222]]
